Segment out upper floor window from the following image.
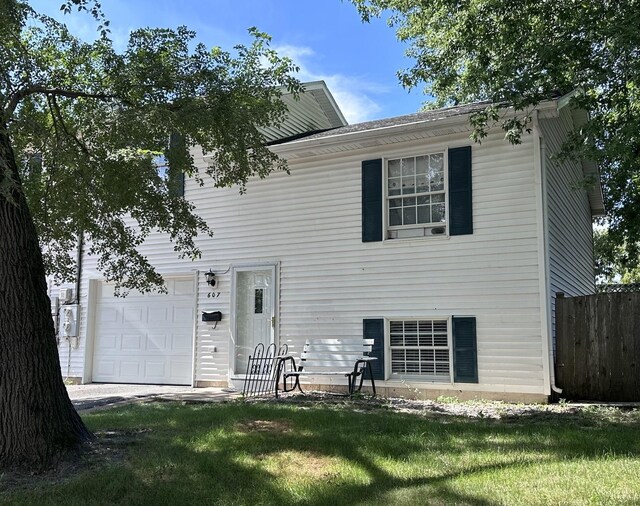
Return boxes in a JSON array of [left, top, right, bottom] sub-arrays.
[[386, 153, 446, 239], [154, 155, 169, 181], [154, 154, 184, 198]]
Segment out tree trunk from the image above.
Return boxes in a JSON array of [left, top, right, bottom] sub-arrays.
[[0, 129, 92, 470]]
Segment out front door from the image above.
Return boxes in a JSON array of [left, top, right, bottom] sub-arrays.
[[232, 266, 276, 376]]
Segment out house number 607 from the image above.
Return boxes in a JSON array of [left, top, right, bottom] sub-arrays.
[[207, 292, 220, 298]]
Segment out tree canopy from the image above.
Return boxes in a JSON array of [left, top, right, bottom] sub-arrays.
[[2, 0, 301, 293], [352, 0, 640, 271], [0, 0, 302, 469], [594, 228, 640, 284]]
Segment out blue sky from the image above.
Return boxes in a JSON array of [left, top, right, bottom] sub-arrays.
[[30, 0, 428, 124]]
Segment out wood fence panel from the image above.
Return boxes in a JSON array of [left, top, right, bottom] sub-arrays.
[[627, 298, 640, 396], [555, 292, 640, 401], [593, 294, 606, 398], [609, 295, 626, 399], [555, 296, 567, 393]]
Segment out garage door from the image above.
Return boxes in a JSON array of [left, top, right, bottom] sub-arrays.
[[92, 277, 195, 385]]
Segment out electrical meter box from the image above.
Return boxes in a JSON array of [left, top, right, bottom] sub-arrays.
[[58, 304, 80, 338], [59, 288, 73, 304], [51, 296, 60, 333]]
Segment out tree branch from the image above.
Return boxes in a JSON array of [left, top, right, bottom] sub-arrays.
[[4, 85, 119, 121], [49, 95, 90, 156], [46, 95, 62, 146]]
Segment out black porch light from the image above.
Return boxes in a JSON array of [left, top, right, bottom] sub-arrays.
[[205, 269, 216, 287]]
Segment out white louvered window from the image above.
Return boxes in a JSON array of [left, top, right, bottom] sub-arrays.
[[386, 153, 446, 239], [389, 319, 450, 380]]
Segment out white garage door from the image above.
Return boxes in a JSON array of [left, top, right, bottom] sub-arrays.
[[92, 277, 195, 385]]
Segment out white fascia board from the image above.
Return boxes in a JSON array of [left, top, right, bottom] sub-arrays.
[[270, 99, 560, 156], [270, 113, 473, 156], [556, 88, 593, 111], [302, 80, 348, 127], [562, 100, 606, 217]]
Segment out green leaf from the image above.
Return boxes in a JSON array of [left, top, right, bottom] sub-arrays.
[[2, 3, 301, 293]]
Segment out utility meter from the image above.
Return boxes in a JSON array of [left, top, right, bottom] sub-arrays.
[[58, 304, 79, 338], [59, 288, 73, 304], [51, 296, 59, 326]]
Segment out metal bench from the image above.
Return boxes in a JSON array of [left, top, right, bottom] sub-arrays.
[[274, 338, 377, 398]]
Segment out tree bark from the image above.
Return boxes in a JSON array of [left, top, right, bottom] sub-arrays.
[[0, 128, 92, 470]]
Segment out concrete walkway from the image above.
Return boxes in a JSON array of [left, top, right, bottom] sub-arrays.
[[66, 383, 241, 412]]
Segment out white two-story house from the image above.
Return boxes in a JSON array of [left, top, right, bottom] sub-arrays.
[[52, 83, 602, 402]]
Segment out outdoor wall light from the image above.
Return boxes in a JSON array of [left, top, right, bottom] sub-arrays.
[[205, 269, 216, 287]]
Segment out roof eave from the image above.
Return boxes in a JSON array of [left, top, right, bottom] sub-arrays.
[[258, 80, 348, 143], [269, 110, 475, 155], [301, 81, 348, 127], [558, 97, 605, 217], [270, 99, 560, 156]]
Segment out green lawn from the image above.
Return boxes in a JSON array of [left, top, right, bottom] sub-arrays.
[[3, 398, 640, 505]]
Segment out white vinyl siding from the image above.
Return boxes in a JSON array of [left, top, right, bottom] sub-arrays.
[[199, 130, 542, 392], [69, 128, 546, 394], [539, 110, 595, 344]]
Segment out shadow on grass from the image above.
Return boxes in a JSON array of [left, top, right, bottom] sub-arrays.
[[5, 400, 640, 505]]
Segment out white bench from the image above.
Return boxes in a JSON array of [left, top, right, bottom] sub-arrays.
[[275, 338, 377, 397]]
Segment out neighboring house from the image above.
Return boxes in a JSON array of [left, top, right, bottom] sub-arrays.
[[50, 82, 603, 402]]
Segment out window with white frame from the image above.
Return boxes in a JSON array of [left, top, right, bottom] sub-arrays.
[[389, 319, 450, 379], [154, 154, 185, 197], [154, 155, 169, 181], [386, 152, 446, 239]]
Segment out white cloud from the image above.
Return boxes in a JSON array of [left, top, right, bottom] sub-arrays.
[[273, 44, 316, 61], [274, 44, 386, 124], [320, 77, 383, 124]]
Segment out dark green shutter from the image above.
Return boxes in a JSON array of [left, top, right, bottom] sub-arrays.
[[362, 159, 383, 242], [168, 168, 185, 198], [167, 132, 186, 198], [363, 318, 385, 380], [448, 146, 473, 235], [452, 316, 478, 383]]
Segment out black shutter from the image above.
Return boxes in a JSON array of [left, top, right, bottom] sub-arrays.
[[452, 316, 478, 383], [362, 159, 383, 242], [448, 146, 473, 235], [363, 318, 385, 380], [167, 132, 186, 198]]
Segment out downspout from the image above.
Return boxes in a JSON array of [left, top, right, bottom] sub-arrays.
[[191, 269, 199, 388], [75, 231, 83, 305], [534, 112, 562, 395], [66, 231, 83, 379], [542, 144, 563, 396]]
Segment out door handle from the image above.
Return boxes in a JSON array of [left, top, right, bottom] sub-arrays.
[[271, 316, 276, 328]]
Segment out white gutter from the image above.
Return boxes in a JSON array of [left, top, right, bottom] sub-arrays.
[[270, 100, 560, 156]]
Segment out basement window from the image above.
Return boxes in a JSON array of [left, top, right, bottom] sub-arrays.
[[389, 319, 451, 380]]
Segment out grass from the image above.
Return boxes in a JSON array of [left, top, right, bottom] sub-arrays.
[[2, 398, 640, 505]]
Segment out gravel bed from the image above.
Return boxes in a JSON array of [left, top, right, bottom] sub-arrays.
[[254, 392, 640, 424]]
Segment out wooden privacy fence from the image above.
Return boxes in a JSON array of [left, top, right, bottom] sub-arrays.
[[555, 292, 640, 401]]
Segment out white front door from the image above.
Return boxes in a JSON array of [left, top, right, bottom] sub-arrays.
[[232, 266, 276, 376]]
